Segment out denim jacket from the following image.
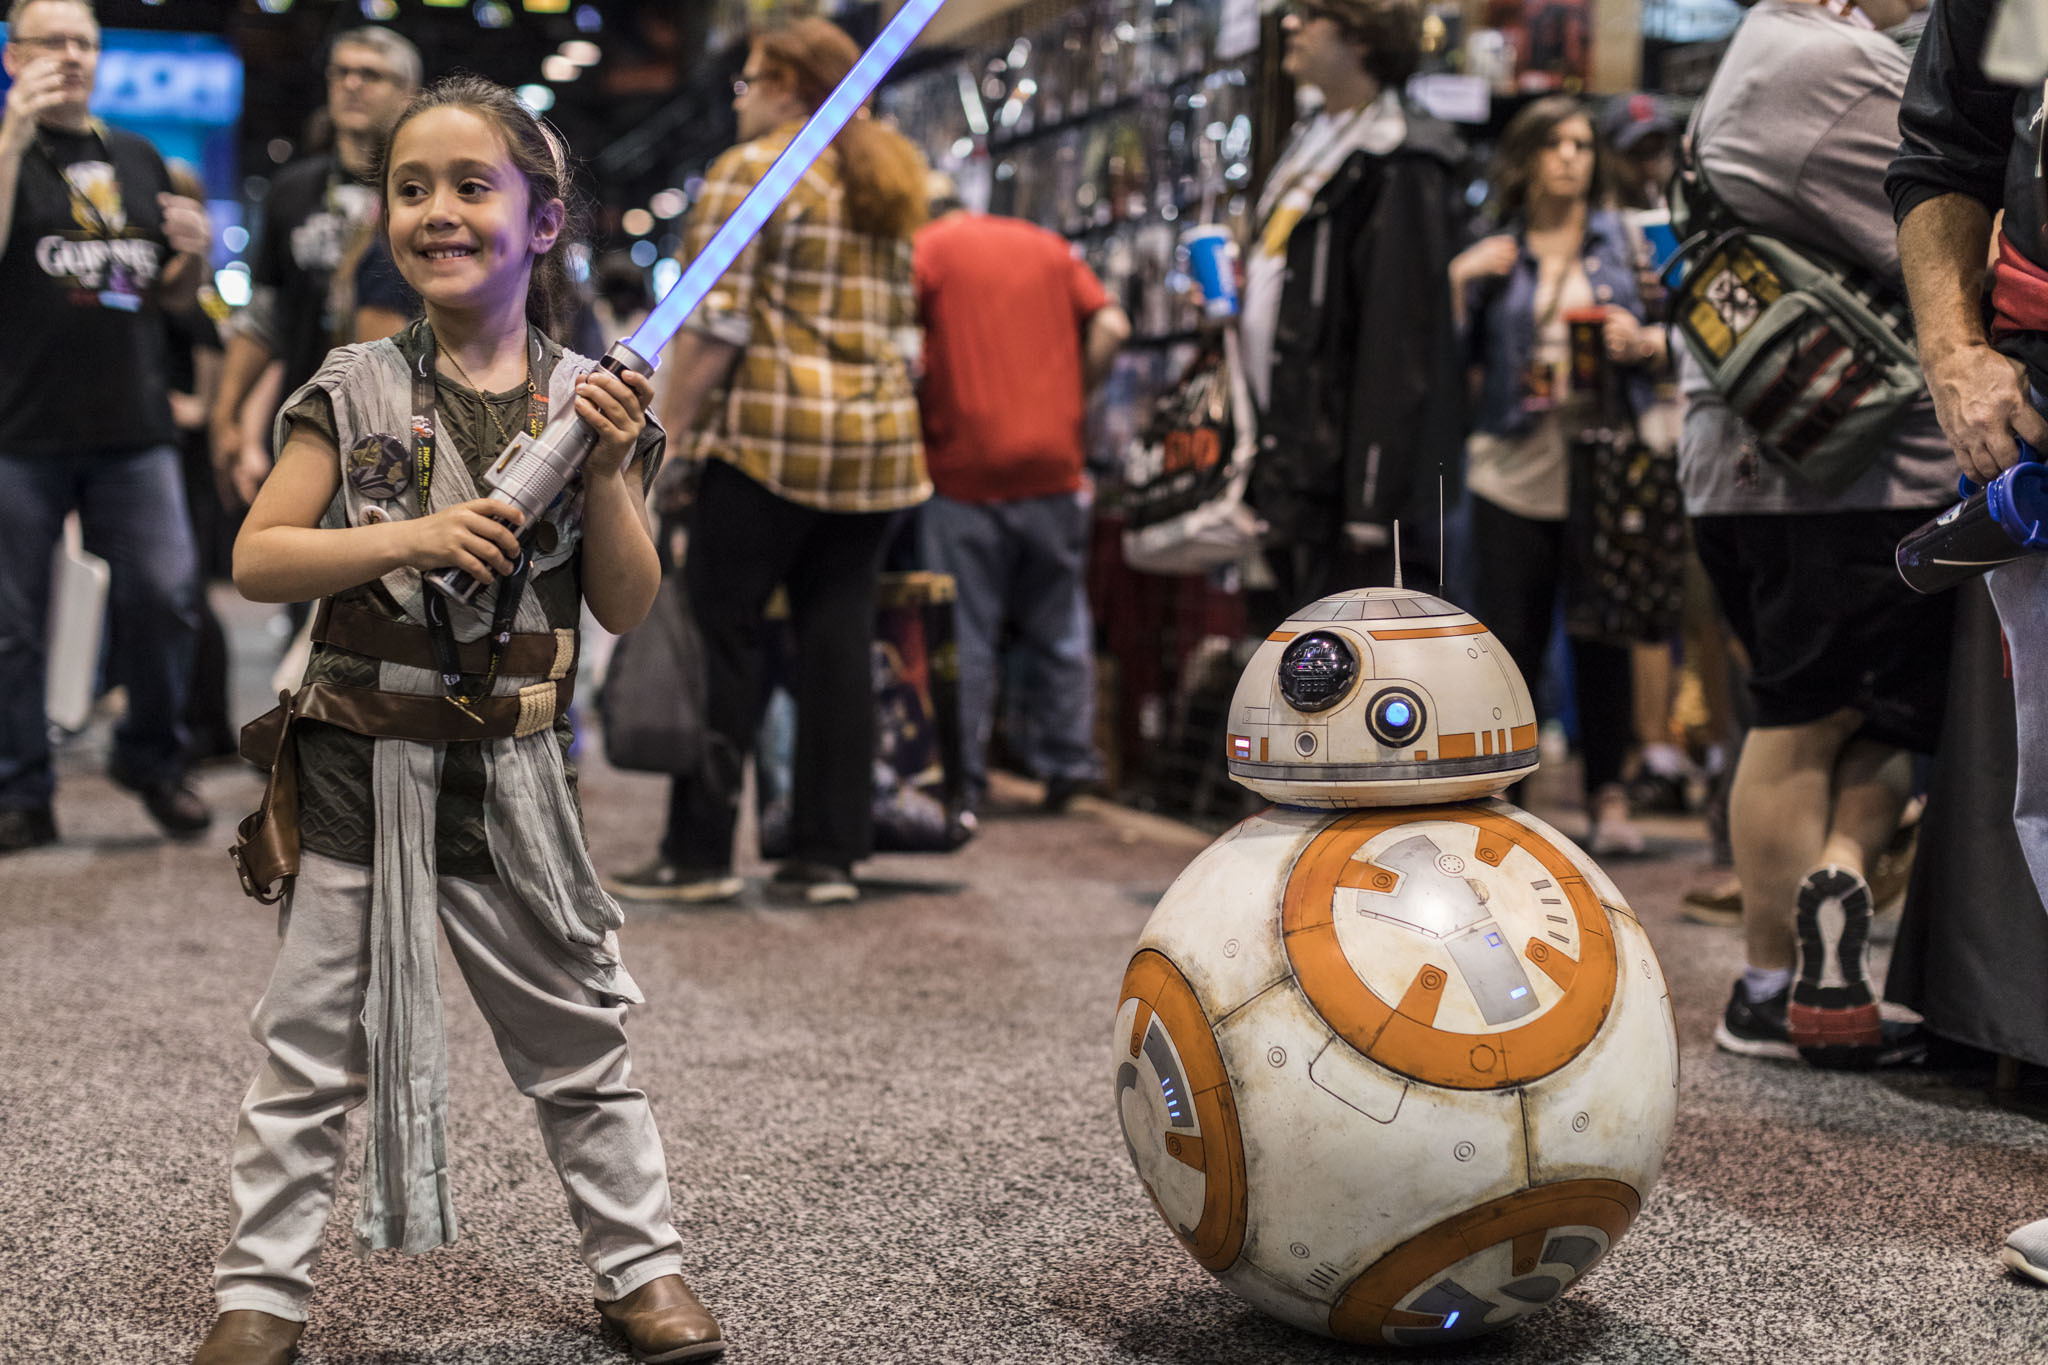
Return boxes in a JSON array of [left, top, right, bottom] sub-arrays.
[[1463, 208, 1655, 439]]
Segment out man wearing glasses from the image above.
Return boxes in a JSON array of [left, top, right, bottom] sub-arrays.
[[0, 0, 214, 851], [209, 25, 418, 508], [1237, 0, 1464, 628]]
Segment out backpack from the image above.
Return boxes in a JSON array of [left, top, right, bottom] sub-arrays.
[[1664, 113, 1924, 495]]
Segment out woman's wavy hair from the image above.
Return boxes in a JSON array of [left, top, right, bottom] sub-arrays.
[[376, 75, 586, 341], [1485, 94, 1610, 227], [752, 17, 926, 241]]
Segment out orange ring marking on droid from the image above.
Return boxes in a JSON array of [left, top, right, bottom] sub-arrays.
[[1118, 950, 1249, 1272], [1438, 732, 1477, 759], [1526, 939, 1578, 992], [1129, 1002, 1154, 1059], [1396, 966, 1447, 1027], [1366, 622, 1488, 641], [1281, 806, 1618, 1089], [1510, 722, 1537, 750], [1268, 631, 1298, 642], [1337, 859, 1403, 894], [1474, 828, 1513, 866], [1165, 1132, 1206, 1172], [1511, 1229, 1546, 1277], [1327, 1179, 1642, 1343]]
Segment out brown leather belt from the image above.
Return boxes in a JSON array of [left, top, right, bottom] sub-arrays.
[[231, 601, 579, 903], [313, 598, 570, 678]]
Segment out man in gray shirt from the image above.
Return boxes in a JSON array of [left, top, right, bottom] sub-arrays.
[[1679, 0, 1951, 1068]]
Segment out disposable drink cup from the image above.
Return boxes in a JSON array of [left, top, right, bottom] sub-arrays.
[[1182, 225, 1239, 320]]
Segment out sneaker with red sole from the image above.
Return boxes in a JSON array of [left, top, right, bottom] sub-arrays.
[[1788, 864, 1883, 1063]]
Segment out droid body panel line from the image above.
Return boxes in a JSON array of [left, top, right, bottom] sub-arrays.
[[1114, 587, 1679, 1344]]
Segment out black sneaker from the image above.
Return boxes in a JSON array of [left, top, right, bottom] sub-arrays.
[[1804, 1018, 1930, 1071], [109, 762, 211, 840], [1714, 980, 1798, 1061], [0, 805, 57, 855], [1041, 775, 1100, 814], [767, 860, 858, 906], [604, 858, 744, 904], [1788, 865, 1883, 1063]]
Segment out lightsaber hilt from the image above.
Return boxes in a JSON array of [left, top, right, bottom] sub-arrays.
[[426, 340, 655, 605]]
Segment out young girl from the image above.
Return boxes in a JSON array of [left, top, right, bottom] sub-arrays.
[[194, 78, 723, 1365]]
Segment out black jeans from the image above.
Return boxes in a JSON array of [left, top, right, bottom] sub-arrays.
[[664, 460, 894, 873], [1465, 493, 1633, 798]]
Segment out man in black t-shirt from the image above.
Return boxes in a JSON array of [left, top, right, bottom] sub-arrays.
[[0, 0, 216, 852], [209, 25, 417, 506]]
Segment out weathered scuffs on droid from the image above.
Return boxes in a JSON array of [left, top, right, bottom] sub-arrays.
[[1114, 589, 1679, 1345]]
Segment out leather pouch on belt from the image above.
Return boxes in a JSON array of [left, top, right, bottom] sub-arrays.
[[231, 689, 303, 904]]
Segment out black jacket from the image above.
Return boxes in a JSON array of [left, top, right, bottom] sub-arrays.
[[1887, 0, 2048, 381], [1250, 105, 1467, 565]]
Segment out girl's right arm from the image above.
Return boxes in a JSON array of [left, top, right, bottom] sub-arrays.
[[233, 424, 525, 604]]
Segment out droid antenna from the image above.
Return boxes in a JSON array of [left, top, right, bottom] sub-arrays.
[[1392, 522, 1404, 589], [1439, 473, 1447, 593]]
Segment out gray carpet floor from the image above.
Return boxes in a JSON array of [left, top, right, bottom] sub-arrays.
[[6, 606, 2048, 1363]]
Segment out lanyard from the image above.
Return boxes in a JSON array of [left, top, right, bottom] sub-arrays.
[[32, 120, 121, 241], [410, 322, 546, 718]]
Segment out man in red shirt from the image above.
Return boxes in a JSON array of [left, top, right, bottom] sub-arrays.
[[913, 178, 1130, 814]]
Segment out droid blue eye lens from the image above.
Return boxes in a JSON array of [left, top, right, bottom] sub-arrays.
[[1386, 701, 1411, 726], [1444, 1312, 1460, 1330]]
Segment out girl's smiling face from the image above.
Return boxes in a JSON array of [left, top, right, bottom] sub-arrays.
[[385, 105, 562, 318]]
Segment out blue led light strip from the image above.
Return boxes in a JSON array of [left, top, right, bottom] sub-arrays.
[[626, 0, 947, 362]]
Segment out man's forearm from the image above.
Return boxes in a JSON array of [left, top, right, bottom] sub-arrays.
[[1898, 192, 1996, 363], [212, 331, 276, 451], [156, 252, 202, 311], [1082, 306, 1131, 394]]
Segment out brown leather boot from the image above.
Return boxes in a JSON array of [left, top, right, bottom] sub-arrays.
[[596, 1275, 725, 1362], [192, 1310, 303, 1365]]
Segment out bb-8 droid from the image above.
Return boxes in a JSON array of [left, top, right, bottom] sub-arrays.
[[1114, 587, 1678, 1344]]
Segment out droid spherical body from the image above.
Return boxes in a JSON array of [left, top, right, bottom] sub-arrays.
[[1114, 589, 1678, 1345]]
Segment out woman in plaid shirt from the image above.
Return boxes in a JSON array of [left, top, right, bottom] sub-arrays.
[[614, 16, 929, 908]]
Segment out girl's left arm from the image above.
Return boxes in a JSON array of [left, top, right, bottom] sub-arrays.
[[576, 368, 663, 633]]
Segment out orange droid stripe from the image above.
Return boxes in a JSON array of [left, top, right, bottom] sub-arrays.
[[1281, 806, 1617, 1089], [1118, 950, 1249, 1272]]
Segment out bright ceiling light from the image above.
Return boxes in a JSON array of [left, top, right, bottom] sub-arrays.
[[515, 84, 555, 114], [541, 55, 580, 83], [559, 40, 602, 66], [621, 208, 655, 237], [649, 188, 688, 219]]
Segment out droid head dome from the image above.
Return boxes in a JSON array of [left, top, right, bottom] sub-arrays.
[[1226, 587, 1537, 808]]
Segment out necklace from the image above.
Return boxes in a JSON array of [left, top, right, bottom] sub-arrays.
[[438, 342, 535, 457]]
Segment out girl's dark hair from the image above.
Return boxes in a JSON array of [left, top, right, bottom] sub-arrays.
[[377, 75, 585, 341], [753, 18, 926, 241], [1487, 94, 1608, 226]]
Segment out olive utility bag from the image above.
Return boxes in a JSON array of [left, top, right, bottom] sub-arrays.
[[1665, 130, 1923, 495]]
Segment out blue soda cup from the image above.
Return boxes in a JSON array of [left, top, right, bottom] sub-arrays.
[[1182, 225, 1239, 320]]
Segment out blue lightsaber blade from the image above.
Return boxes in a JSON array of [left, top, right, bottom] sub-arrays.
[[429, 0, 946, 605], [627, 0, 948, 362]]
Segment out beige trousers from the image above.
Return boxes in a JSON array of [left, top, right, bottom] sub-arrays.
[[212, 852, 684, 1321]]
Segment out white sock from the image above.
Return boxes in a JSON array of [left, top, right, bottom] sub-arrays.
[[1743, 965, 1793, 1002], [1641, 742, 1689, 779]]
